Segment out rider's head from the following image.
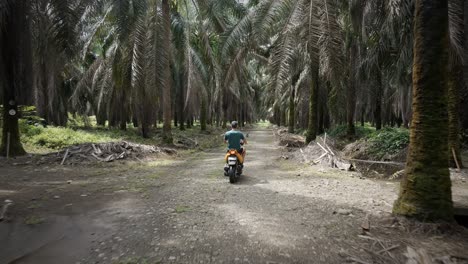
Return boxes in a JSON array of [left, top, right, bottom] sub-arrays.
[[231, 121, 238, 129]]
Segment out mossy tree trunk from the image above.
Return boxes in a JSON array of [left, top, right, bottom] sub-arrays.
[[393, 0, 453, 221], [162, 0, 173, 144]]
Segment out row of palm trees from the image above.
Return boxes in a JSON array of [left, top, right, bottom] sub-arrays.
[[0, 0, 465, 221], [1, 0, 262, 151]]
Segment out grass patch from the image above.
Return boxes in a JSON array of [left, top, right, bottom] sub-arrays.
[[145, 159, 179, 167], [27, 202, 42, 209], [175, 205, 191, 213], [277, 159, 301, 171], [116, 257, 151, 264], [147, 173, 162, 180], [9, 118, 226, 154], [0, 111, 233, 155], [206, 169, 222, 180], [19, 120, 150, 152], [127, 185, 147, 194], [140, 192, 150, 199], [24, 215, 44, 225]]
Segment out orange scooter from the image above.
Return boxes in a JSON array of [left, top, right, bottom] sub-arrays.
[[224, 144, 246, 183]]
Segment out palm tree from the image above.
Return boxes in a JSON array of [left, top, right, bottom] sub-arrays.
[[0, 0, 32, 156], [162, 0, 173, 143], [393, 0, 453, 221], [31, 0, 87, 126], [222, 0, 343, 139], [71, 0, 160, 137]]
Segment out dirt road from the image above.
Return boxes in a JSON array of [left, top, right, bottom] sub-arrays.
[[1, 129, 467, 264]]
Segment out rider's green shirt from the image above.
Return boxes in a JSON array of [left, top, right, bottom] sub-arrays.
[[224, 130, 245, 151]]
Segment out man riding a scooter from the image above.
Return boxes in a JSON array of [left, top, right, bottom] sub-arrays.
[[224, 121, 247, 174]]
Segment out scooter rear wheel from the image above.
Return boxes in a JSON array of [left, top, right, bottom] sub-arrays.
[[228, 167, 237, 183]]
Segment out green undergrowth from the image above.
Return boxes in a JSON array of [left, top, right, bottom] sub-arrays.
[[0, 117, 226, 154], [18, 120, 149, 152], [328, 124, 409, 160], [24, 215, 45, 225], [326, 124, 376, 139], [367, 127, 409, 158]]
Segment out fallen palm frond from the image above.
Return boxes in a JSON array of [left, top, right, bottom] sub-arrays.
[[47, 141, 177, 164]]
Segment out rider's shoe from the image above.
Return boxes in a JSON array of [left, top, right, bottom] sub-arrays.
[[224, 165, 229, 176]]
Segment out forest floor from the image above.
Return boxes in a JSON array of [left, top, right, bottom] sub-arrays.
[[1, 128, 468, 264]]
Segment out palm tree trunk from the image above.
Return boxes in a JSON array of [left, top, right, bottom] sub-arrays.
[[393, 0, 453, 221], [240, 106, 245, 128], [306, 66, 319, 143], [132, 116, 139, 128], [346, 90, 356, 136], [448, 0, 464, 168], [346, 43, 358, 137], [36, 62, 49, 121], [177, 72, 185, 131], [288, 87, 295, 133], [0, 0, 31, 156], [448, 61, 463, 168], [162, 0, 173, 143], [273, 104, 280, 126], [375, 71, 383, 130], [318, 103, 324, 135], [1, 99, 26, 156], [200, 96, 207, 131], [360, 103, 366, 127], [464, 0, 468, 91], [222, 101, 228, 129], [120, 119, 127, 131]]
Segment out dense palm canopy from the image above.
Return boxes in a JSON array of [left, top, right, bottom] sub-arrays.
[[0, 0, 467, 220]]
